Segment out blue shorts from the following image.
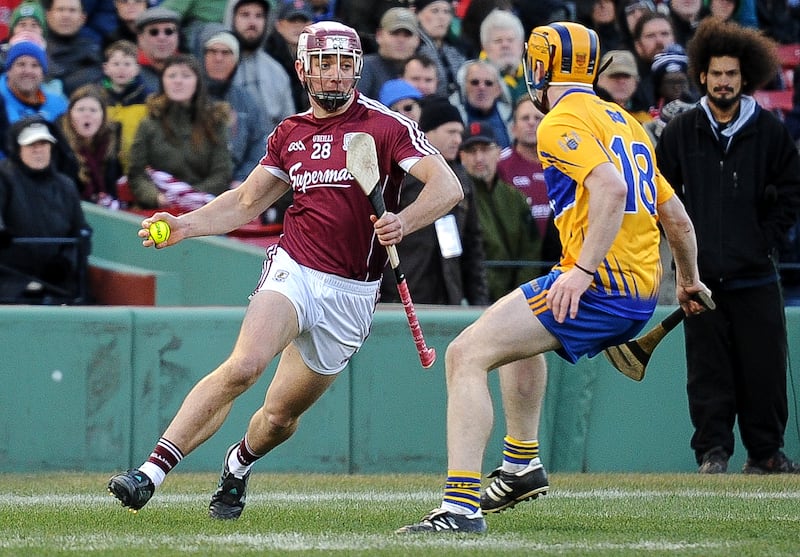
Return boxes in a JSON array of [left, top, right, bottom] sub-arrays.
[[521, 270, 650, 364]]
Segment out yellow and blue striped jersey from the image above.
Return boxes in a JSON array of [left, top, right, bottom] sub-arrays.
[[537, 89, 675, 316]]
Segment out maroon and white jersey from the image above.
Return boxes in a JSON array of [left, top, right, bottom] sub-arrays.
[[260, 92, 438, 281], [497, 147, 551, 238]]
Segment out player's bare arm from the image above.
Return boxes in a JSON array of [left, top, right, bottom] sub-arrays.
[[547, 162, 627, 322], [374, 153, 463, 246], [657, 194, 711, 314], [139, 167, 290, 247]]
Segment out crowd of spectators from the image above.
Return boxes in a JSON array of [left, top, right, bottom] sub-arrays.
[[0, 0, 798, 305]]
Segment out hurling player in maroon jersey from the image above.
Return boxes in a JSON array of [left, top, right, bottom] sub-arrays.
[[108, 21, 463, 520]]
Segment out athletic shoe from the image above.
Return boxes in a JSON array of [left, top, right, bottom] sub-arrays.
[[742, 451, 800, 474], [395, 508, 487, 534], [107, 469, 155, 512], [481, 462, 549, 513], [208, 444, 250, 519], [698, 448, 728, 474]]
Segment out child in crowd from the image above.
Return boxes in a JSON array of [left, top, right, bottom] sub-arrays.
[[59, 84, 123, 209], [100, 39, 151, 173]]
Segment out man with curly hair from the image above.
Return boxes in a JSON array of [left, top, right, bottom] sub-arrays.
[[656, 18, 800, 475]]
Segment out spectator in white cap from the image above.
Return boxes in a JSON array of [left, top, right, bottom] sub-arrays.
[[359, 7, 419, 100], [0, 34, 68, 157], [0, 114, 91, 304], [134, 6, 181, 92], [378, 78, 422, 122]]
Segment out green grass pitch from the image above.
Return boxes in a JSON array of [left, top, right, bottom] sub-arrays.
[[1, 472, 799, 556]]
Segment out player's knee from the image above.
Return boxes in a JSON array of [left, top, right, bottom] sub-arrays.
[[221, 355, 269, 390], [446, 333, 472, 365], [257, 407, 298, 436]]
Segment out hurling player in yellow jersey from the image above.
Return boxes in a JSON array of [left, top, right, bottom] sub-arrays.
[[398, 22, 711, 534]]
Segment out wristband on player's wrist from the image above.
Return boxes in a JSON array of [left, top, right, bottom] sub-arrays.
[[574, 263, 595, 276]]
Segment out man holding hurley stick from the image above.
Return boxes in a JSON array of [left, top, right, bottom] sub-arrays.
[[399, 21, 711, 534], [107, 21, 462, 521]]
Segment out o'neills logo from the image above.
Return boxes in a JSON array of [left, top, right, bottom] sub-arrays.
[[313, 134, 334, 142], [289, 161, 352, 192]]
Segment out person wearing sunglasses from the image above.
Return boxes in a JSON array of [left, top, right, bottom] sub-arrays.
[[378, 78, 422, 123], [134, 7, 181, 92], [450, 59, 512, 149]]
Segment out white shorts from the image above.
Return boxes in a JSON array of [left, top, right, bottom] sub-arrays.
[[252, 246, 380, 375]]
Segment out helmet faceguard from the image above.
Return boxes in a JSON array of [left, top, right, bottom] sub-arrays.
[[524, 22, 600, 114], [297, 22, 363, 112]]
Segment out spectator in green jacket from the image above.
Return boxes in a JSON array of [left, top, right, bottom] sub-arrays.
[[459, 121, 542, 302]]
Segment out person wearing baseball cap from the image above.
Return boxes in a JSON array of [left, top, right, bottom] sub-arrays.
[[0, 115, 91, 304], [596, 49, 652, 123], [458, 121, 542, 302], [380, 96, 489, 306], [359, 7, 420, 99], [264, 0, 310, 111]]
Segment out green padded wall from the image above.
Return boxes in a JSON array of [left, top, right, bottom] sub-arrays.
[[2, 305, 798, 474]]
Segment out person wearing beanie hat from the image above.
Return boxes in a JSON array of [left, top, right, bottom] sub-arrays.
[[204, 29, 240, 61], [380, 94, 489, 307], [201, 25, 268, 185], [650, 43, 695, 112], [227, 0, 295, 134], [9, 1, 47, 39], [418, 96, 463, 133], [0, 36, 68, 137], [5, 37, 49, 73]]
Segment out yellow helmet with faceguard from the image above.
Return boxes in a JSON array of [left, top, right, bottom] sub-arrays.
[[524, 22, 600, 113]]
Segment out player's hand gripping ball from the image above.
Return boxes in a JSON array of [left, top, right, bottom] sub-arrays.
[[148, 220, 170, 244]]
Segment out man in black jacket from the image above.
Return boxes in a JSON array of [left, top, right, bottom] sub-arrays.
[[0, 116, 91, 303], [380, 97, 489, 306], [656, 18, 800, 475]]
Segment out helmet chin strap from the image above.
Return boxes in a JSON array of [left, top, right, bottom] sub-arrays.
[[533, 86, 550, 114], [307, 85, 352, 112]]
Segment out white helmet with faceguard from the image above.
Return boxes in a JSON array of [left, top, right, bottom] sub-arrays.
[[297, 21, 363, 112]]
